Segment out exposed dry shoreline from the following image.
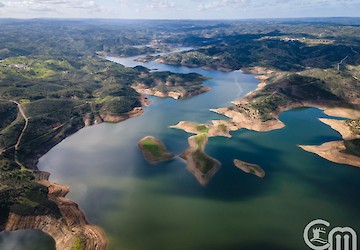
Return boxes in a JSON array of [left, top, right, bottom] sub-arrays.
[[5, 171, 107, 250], [5, 66, 210, 245], [3, 96, 151, 249], [132, 84, 211, 100], [85, 105, 146, 126], [299, 118, 360, 168], [318, 118, 360, 140], [211, 66, 360, 168], [170, 121, 234, 138], [4, 48, 213, 246], [300, 142, 360, 168], [210, 67, 286, 132], [169, 66, 358, 182], [212, 67, 360, 133]]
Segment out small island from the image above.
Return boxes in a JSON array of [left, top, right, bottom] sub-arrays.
[[233, 159, 265, 178], [170, 121, 229, 185], [181, 134, 221, 186], [138, 136, 174, 164]]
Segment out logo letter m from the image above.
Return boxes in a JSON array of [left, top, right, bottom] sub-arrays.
[[328, 227, 357, 250]]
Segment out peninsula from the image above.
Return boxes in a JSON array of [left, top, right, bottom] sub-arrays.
[[131, 70, 210, 99], [209, 67, 360, 168], [300, 118, 360, 168]]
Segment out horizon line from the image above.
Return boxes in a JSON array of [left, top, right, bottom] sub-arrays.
[[0, 16, 360, 21]]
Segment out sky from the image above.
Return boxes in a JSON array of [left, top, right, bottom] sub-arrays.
[[0, 0, 359, 19]]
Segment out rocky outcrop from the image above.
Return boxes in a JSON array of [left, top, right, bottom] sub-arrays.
[[4, 171, 108, 250], [84, 107, 145, 126], [100, 107, 144, 123], [84, 113, 104, 127], [233, 159, 265, 178]]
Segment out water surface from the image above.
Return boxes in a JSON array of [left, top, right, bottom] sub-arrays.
[[0, 230, 55, 250]]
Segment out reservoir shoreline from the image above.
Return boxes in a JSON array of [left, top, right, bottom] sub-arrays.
[[14, 47, 358, 249]]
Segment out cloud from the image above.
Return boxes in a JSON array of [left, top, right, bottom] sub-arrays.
[[146, 0, 176, 9], [2, 0, 101, 13], [0, 2, 5, 7], [197, 0, 251, 11], [195, 0, 360, 12]]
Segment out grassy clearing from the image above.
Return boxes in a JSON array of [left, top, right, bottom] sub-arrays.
[[72, 237, 84, 250], [196, 125, 210, 134], [141, 138, 162, 158], [20, 99, 30, 105], [138, 136, 174, 164], [194, 134, 207, 149], [217, 124, 227, 133]]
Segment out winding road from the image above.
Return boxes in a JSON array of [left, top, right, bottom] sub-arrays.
[[0, 99, 29, 169], [12, 100, 29, 150]]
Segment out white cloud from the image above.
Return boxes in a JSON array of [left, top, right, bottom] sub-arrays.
[[116, 0, 176, 10], [0, 1, 5, 7], [2, 0, 102, 14], [196, 0, 360, 11], [146, 0, 176, 9], [195, 0, 252, 12]]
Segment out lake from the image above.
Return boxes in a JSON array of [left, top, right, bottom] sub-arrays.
[[3, 50, 359, 250]]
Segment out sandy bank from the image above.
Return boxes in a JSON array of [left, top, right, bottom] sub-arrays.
[[298, 117, 360, 168], [319, 118, 360, 140], [322, 107, 360, 119], [300, 142, 360, 168]]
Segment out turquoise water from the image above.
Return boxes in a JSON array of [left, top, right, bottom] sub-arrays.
[[7, 52, 359, 250]]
